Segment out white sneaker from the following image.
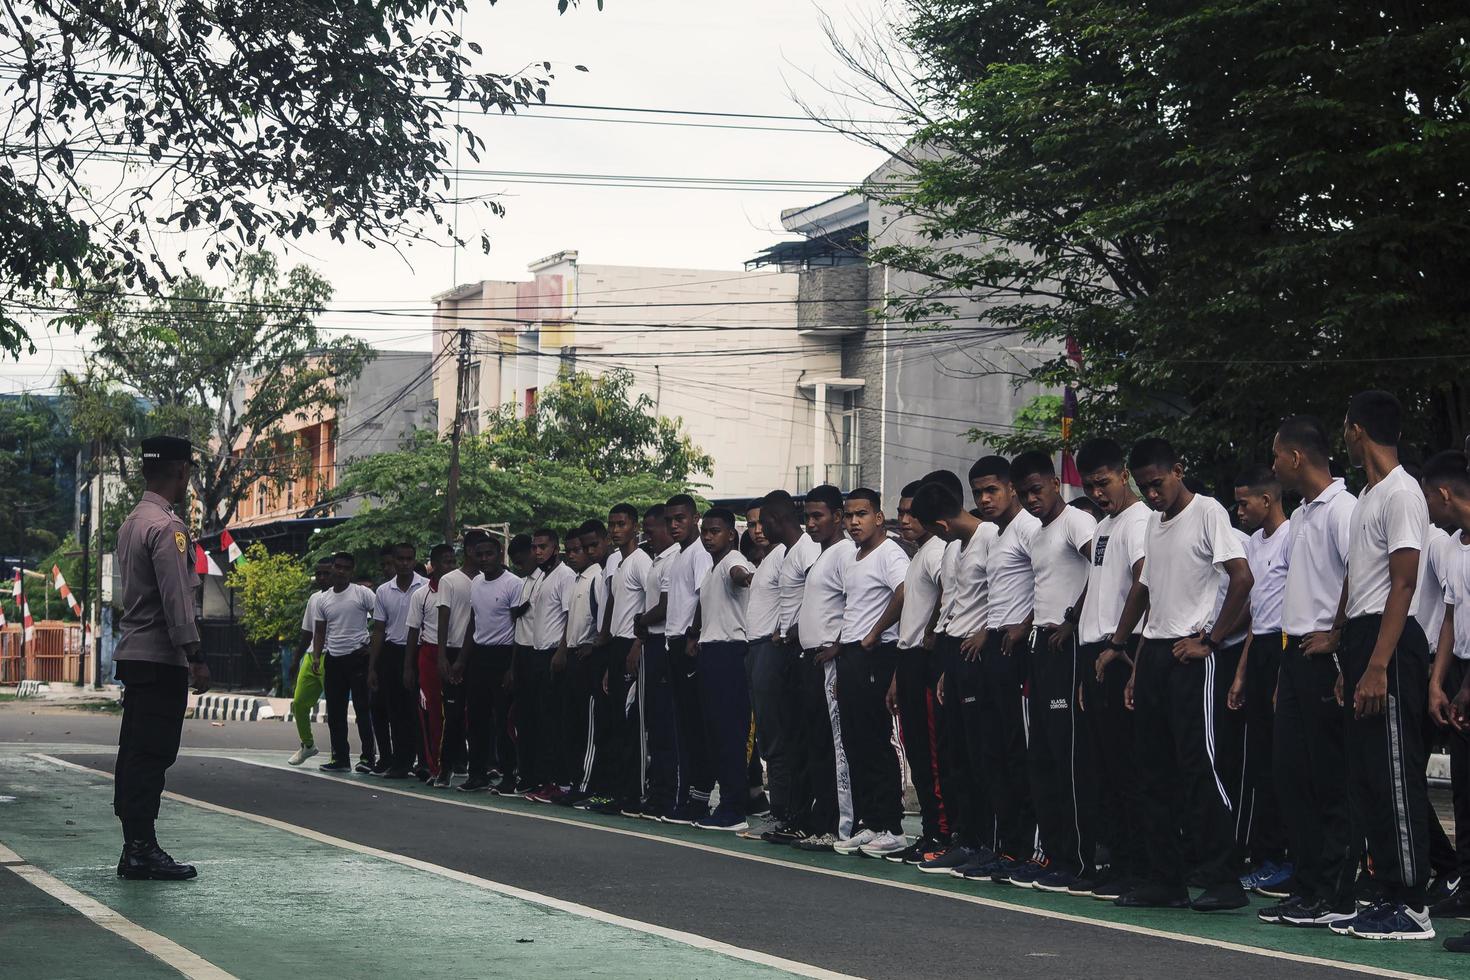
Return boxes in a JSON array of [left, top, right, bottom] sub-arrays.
[[859, 831, 909, 858], [833, 828, 877, 856], [288, 744, 319, 766]]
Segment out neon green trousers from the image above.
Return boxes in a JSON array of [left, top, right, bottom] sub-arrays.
[[292, 654, 325, 746]]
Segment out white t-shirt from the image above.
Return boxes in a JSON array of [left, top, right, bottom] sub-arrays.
[[1079, 501, 1149, 645], [777, 534, 821, 641], [986, 509, 1041, 630], [1029, 506, 1096, 627], [1440, 534, 1470, 660], [746, 542, 786, 641], [700, 549, 756, 643], [300, 589, 327, 634], [839, 537, 910, 644], [1281, 478, 1355, 637], [566, 564, 606, 648], [667, 540, 714, 638], [1139, 493, 1247, 640], [604, 549, 623, 594], [1346, 465, 1429, 619], [898, 536, 945, 651], [944, 523, 999, 638], [315, 583, 376, 655], [471, 570, 522, 646], [797, 538, 856, 650], [1415, 526, 1454, 643], [936, 539, 962, 635], [1245, 521, 1291, 635], [373, 574, 428, 646], [406, 581, 439, 646], [513, 570, 539, 647], [609, 547, 653, 640], [1211, 528, 1252, 647], [529, 562, 577, 650], [643, 544, 680, 637], [434, 567, 481, 649]]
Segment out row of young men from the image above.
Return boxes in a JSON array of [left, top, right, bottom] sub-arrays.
[[282, 388, 1470, 950]]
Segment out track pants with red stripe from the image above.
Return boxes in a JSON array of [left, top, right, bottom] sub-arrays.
[[416, 642, 456, 778], [894, 647, 949, 843]]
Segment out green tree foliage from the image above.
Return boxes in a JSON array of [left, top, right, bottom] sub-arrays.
[[840, 2, 1470, 474], [62, 253, 372, 534], [0, 394, 78, 559], [0, 0, 598, 357], [482, 369, 713, 484], [226, 544, 311, 646]]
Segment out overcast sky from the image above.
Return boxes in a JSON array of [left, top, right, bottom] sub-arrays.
[[5, 0, 898, 394]]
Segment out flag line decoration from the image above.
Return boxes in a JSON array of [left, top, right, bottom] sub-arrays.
[[52, 566, 84, 617], [195, 544, 224, 577], [221, 528, 247, 565], [21, 596, 33, 641], [10, 568, 19, 601]]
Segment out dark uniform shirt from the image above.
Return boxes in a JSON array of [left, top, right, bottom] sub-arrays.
[[114, 491, 200, 666]]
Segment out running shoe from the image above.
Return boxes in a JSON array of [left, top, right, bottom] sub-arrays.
[[1349, 903, 1434, 940], [1191, 882, 1249, 912], [833, 829, 877, 856], [1258, 895, 1309, 924], [1252, 861, 1295, 899], [1114, 884, 1190, 909], [318, 759, 351, 772], [1432, 882, 1470, 919], [288, 744, 318, 766], [1005, 858, 1050, 889], [1444, 931, 1470, 953], [1428, 875, 1462, 907], [575, 795, 614, 811], [1034, 869, 1079, 893], [457, 776, 492, 793], [1239, 860, 1274, 891], [662, 802, 707, 825], [586, 798, 623, 815], [1355, 876, 1387, 908], [795, 833, 837, 852], [760, 822, 805, 845], [859, 831, 908, 858], [355, 759, 375, 774], [958, 857, 1006, 881], [525, 783, 558, 804], [1330, 901, 1391, 936], [1066, 875, 1097, 898], [618, 801, 645, 819], [885, 837, 938, 865], [987, 855, 1027, 884], [370, 760, 391, 776], [695, 809, 749, 833], [746, 793, 771, 818], [919, 845, 976, 875], [432, 771, 452, 788], [1091, 875, 1129, 902], [1281, 898, 1356, 928], [383, 768, 411, 780]]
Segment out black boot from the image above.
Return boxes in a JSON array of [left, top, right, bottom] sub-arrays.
[[117, 840, 198, 881]]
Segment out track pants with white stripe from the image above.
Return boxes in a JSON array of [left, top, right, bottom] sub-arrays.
[[977, 630, 1036, 860], [1132, 640, 1238, 891], [1028, 627, 1097, 877], [1341, 614, 1431, 906]]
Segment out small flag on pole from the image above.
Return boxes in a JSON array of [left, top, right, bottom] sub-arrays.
[[21, 596, 33, 641], [52, 565, 83, 617], [10, 568, 19, 600], [195, 544, 224, 577], [221, 528, 247, 565]]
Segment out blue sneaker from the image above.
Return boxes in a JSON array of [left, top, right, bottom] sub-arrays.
[[1349, 903, 1434, 940], [1006, 859, 1051, 889], [1253, 861, 1295, 898], [1239, 860, 1273, 891], [1330, 901, 1391, 936], [1034, 868, 1080, 893]]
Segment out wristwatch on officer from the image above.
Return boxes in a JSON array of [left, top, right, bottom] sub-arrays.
[[1063, 605, 1080, 625]]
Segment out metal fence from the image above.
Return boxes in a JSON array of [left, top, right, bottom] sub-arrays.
[[199, 619, 277, 693], [0, 623, 84, 684]]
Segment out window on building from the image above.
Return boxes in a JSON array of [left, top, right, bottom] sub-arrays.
[[460, 361, 482, 436], [524, 386, 538, 417]]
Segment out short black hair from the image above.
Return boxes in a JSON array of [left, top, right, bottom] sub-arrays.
[[761, 489, 797, 526], [745, 500, 762, 514], [1233, 465, 1281, 496], [580, 518, 607, 539], [921, 469, 966, 505], [1075, 438, 1126, 476], [910, 482, 963, 525], [1422, 451, 1470, 493], [1276, 415, 1331, 465], [430, 543, 455, 563], [666, 493, 698, 512], [968, 455, 1010, 482], [332, 552, 356, 566], [1347, 390, 1402, 447], [508, 533, 533, 558], [1128, 437, 1177, 472], [140, 457, 187, 482], [703, 507, 737, 530], [532, 527, 559, 545], [900, 479, 923, 498], [846, 487, 881, 509], [644, 503, 667, 524], [1183, 476, 1210, 496], [463, 528, 491, 549], [1009, 451, 1055, 483], [609, 502, 639, 523], [806, 484, 844, 514], [378, 543, 395, 556], [393, 542, 415, 556], [315, 556, 335, 567]]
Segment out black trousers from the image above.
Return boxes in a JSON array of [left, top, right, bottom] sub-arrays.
[[114, 660, 188, 841], [698, 640, 752, 816], [1206, 641, 1247, 870], [325, 648, 376, 765], [796, 649, 841, 836], [1028, 627, 1097, 876], [514, 647, 563, 788], [1441, 657, 1470, 882], [940, 634, 993, 849], [978, 630, 1036, 859], [1132, 639, 1237, 891], [835, 641, 903, 834], [748, 637, 801, 820], [668, 636, 713, 807], [371, 642, 419, 771], [642, 635, 679, 813], [1079, 642, 1144, 879], [1274, 635, 1357, 905], [894, 648, 950, 842], [465, 642, 514, 780], [567, 644, 623, 796], [1239, 633, 1286, 864], [607, 638, 642, 805], [438, 646, 468, 775], [1342, 614, 1432, 905]]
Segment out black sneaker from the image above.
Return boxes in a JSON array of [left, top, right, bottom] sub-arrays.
[[453, 765, 469, 776], [587, 798, 623, 815], [457, 776, 492, 793], [370, 760, 390, 776], [1258, 895, 1308, 924], [1281, 897, 1356, 928], [1355, 875, 1386, 908], [1191, 882, 1249, 912], [1432, 884, 1470, 919], [432, 771, 452, 788], [117, 841, 197, 881], [354, 759, 375, 774], [618, 800, 645, 819], [886, 837, 939, 865], [383, 768, 411, 779], [1115, 884, 1190, 909], [319, 759, 351, 772], [1067, 876, 1097, 897], [760, 822, 804, 845], [1428, 874, 1461, 905], [1445, 931, 1470, 953], [415, 766, 432, 783]]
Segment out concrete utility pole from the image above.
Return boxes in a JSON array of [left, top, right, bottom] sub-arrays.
[[443, 327, 471, 543]]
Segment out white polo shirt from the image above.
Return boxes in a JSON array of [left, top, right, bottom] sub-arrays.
[[1079, 501, 1149, 646], [609, 547, 653, 640], [1440, 534, 1470, 660], [566, 564, 605, 649], [797, 538, 856, 650], [1029, 506, 1096, 628], [746, 541, 786, 641], [943, 523, 999, 638], [700, 549, 756, 643], [1245, 521, 1291, 636], [470, 570, 522, 646], [935, 539, 962, 636], [315, 583, 376, 655], [839, 536, 910, 644], [406, 580, 439, 647], [1346, 465, 1428, 619], [985, 509, 1041, 630], [898, 536, 945, 651], [1139, 493, 1247, 640], [776, 533, 821, 642], [667, 540, 713, 638], [300, 588, 327, 634], [1281, 478, 1355, 637], [373, 573, 428, 646], [513, 570, 539, 647], [434, 567, 480, 648], [1211, 528, 1252, 647], [643, 543, 680, 637], [529, 562, 577, 650], [1415, 525, 1453, 643]]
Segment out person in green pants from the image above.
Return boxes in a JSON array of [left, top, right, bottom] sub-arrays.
[[289, 559, 334, 765]]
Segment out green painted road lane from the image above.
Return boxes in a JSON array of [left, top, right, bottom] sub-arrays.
[[0, 754, 810, 980]]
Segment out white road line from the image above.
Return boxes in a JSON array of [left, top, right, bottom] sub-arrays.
[[37, 753, 1449, 980], [0, 841, 237, 980], [31, 754, 858, 980]]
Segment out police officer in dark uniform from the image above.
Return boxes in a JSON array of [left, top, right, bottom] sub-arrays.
[[113, 435, 211, 881]]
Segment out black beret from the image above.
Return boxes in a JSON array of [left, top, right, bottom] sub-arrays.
[[140, 435, 194, 462]]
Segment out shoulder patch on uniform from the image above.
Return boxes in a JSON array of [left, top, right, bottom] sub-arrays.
[[175, 531, 187, 554]]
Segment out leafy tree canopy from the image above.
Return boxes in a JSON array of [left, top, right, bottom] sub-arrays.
[[0, 393, 78, 560], [226, 543, 311, 646]]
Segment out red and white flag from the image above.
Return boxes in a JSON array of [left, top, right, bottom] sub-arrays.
[[10, 568, 19, 601], [52, 565, 83, 617], [21, 596, 33, 642], [195, 544, 224, 577], [221, 528, 247, 565]]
